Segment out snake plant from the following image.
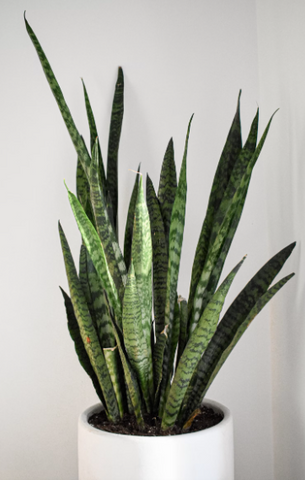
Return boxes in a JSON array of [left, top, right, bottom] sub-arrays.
[[26, 15, 295, 431]]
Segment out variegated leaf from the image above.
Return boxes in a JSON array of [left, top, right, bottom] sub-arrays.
[[25, 15, 91, 176], [157, 116, 193, 415], [124, 166, 140, 271], [107, 67, 124, 235], [131, 175, 154, 404], [161, 257, 245, 430], [146, 174, 168, 336], [158, 138, 177, 246], [122, 262, 153, 412], [58, 222, 120, 421], [65, 186, 122, 326]]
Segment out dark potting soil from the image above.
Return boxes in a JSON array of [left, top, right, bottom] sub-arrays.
[[88, 405, 223, 437]]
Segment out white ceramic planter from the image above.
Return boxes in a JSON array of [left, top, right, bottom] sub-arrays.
[[78, 399, 234, 480]]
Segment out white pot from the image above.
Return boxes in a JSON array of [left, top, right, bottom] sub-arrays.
[[78, 399, 234, 480]]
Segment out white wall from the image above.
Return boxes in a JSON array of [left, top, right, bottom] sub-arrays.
[[0, 1, 290, 479], [256, 1, 305, 478]]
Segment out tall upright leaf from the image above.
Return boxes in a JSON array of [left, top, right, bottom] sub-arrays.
[[131, 175, 154, 404], [188, 111, 277, 334], [146, 175, 168, 336], [161, 257, 245, 430], [124, 166, 141, 270], [24, 15, 91, 176], [158, 138, 177, 246], [90, 140, 127, 299], [122, 262, 153, 412], [58, 222, 120, 421], [60, 287, 106, 406], [65, 186, 122, 326], [82, 80, 106, 190], [107, 67, 124, 235], [180, 242, 296, 423], [79, 245, 115, 348], [188, 92, 242, 316], [156, 116, 193, 413]]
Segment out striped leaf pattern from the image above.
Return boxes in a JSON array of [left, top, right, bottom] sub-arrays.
[[107, 67, 124, 235], [79, 245, 115, 348], [25, 14, 91, 176], [131, 175, 154, 404], [103, 346, 125, 417], [60, 287, 106, 405], [82, 80, 106, 190], [90, 141, 127, 299], [110, 317, 144, 427], [179, 243, 296, 423], [65, 186, 122, 326], [161, 257, 245, 429], [124, 166, 141, 270], [146, 174, 168, 336], [158, 138, 177, 246], [156, 116, 193, 413], [123, 262, 152, 412], [198, 273, 295, 400], [26, 18, 295, 430], [177, 297, 188, 363], [188, 92, 242, 321], [188, 111, 277, 335], [58, 222, 120, 421]]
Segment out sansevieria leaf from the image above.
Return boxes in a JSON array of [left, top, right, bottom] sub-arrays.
[[158, 138, 177, 246], [90, 140, 127, 299], [65, 185, 122, 326], [60, 287, 106, 406], [131, 175, 154, 405], [161, 256, 245, 430], [82, 80, 106, 190], [58, 222, 120, 422], [107, 67, 124, 236], [157, 116, 193, 414], [24, 15, 91, 176], [124, 165, 141, 271], [180, 242, 296, 423], [188, 92, 242, 323], [146, 174, 168, 337], [79, 245, 115, 348], [122, 262, 152, 412]]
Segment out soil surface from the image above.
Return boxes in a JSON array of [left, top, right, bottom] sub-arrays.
[[88, 405, 223, 436]]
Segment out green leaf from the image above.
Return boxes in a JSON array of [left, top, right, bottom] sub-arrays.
[[200, 273, 295, 398], [177, 297, 188, 363], [79, 245, 115, 348], [122, 262, 153, 412], [82, 80, 106, 190], [110, 316, 145, 427], [103, 346, 125, 418], [161, 257, 245, 430], [24, 15, 91, 176], [131, 175, 154, 404], [158, 138, 177, 246], [58, 222, 120, 422], [188, 111, 277, 335], [60, 287, 106, 405], [188, 92, 242, 322], [90, 140, 127, 300], [156, 116, 193, 414], [146, 174, 168, 337], [65, 186, 122, 326], [107, 67, 124, 236], [124, 166, 141, 271], [180, 242, 296, 423]]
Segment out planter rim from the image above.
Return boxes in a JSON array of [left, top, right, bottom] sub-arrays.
[[79, 398, 231, 440]]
